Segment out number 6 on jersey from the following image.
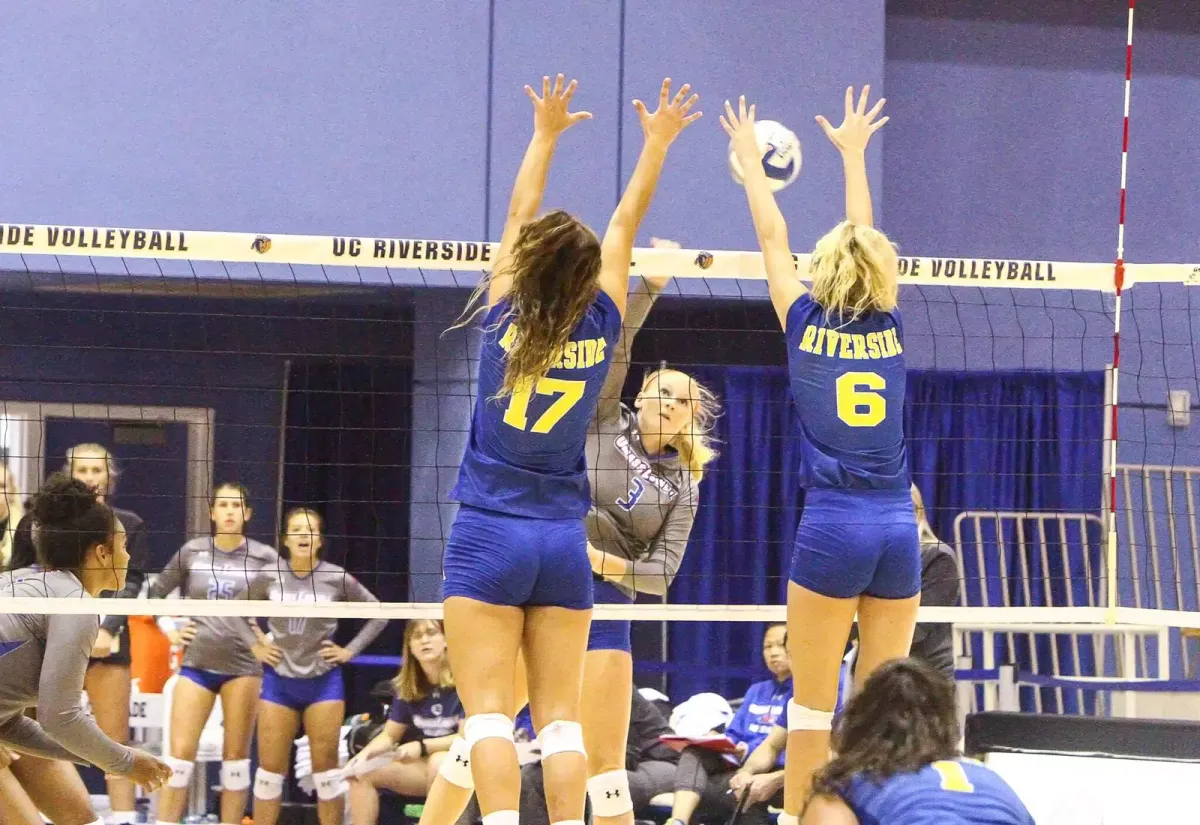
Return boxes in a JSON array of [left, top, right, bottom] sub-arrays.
[[836, 371, 887, 427], [503, 377, 586, 433]]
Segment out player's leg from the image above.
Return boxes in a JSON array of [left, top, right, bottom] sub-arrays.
[[441, 505, 537, 825], [217, 675, 263, 825], [84, 661, 136, 822], [667, 747, 727, 825], [303, 696, 349, 825], [524, 516, 594, 825], [524, 604, 591, 825], [0, 755, 43, 825], [8, 753, 97, 825], [251, 689, 302, 825], [580, 592, 635, 825], [414, 647, 530, 825], [783, 583, 858, 821], [157, 672, 220, 823], [347, 761, 431, 825], [443, 597, 524, 820], [580, 653, 632, 825], [784, 491, 884, 821]]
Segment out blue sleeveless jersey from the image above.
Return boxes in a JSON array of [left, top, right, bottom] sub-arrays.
[[450, 290, 622, 519], [841, 760, 1034, 825], [785, 293, 909, 490]]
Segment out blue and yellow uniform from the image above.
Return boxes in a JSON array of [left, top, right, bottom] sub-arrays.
[[837, 759, 1034, 824], [785, 293, 919, 599], [445, 290, 623, 609]]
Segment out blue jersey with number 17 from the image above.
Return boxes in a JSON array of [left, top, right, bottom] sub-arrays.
[[840, 759, 1034, 824], [450, 290, 623, 520], [786, 293, 908, 490]]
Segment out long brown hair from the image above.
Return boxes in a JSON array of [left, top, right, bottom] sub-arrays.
[[460, 211, 602, 397], [390, 619, 455, 702], [809, 658, 959, 804]]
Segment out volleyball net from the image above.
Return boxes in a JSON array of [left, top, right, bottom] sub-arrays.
[[4, 221, 1200, 714]]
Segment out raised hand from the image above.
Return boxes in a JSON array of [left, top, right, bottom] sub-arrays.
[[816, 85, 888, 155], [527, 73, 592, 137], [720, 95, 759, 164], [634, 79, 702, 148]]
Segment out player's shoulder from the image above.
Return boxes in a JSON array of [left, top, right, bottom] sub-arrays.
[[179, 537, 213, 554], [785, 291, 819, 334], [314, 560, 347, 577], [245, 539, 280, 562], [12, 568, 87, 599], [588, 288, 623, 338], [314, 561, 355, 589]]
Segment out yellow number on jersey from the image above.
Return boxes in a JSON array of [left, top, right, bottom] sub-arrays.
[[502, 377, 587, 434], [835, 371, 887, 427], [931, 760, 975, 793]]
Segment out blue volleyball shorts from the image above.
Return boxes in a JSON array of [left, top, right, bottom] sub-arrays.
[[442, 504, 593, 610], [260, 666, 345, 711], [789, 488, 921, 600]]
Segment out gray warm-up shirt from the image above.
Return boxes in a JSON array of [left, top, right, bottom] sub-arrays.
[[587, 279, 698, 598], [247, 560, 388, 679], [0, 568, 135, 775], [149, 537, 280, 676]]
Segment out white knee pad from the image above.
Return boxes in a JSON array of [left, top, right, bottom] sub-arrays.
[[587, 769, 632, 817], [221, 758, 252, 791], [786, 700, 834, 732], [439, 737, 475, 789], [313, 768, 347, 801], [464, 713, 515, 749], [253, 768, 286, 800], [164, 756, 194, 789], [538, 720, 586, 759], [776, 814, 798, 825]]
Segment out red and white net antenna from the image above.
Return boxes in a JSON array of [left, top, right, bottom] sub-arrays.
[[1107, 0, 1135, 618]]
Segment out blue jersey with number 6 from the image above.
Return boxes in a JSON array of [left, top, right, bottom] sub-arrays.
[[451, 290, 623, 519], [786, 293, 908, 491], [840, 759, 1034, 824]]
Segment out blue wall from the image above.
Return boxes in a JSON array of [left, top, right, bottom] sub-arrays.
[[883, 1, 1200, 628]]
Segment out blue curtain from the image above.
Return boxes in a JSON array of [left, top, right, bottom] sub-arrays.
[[906, 371, 1105, 712], [666, 368, 1104, 708], [664, 366, 802, 701], [282, 359, 412, 709]]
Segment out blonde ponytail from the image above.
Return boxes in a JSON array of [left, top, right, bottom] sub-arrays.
[[809, 221, 899, 321]]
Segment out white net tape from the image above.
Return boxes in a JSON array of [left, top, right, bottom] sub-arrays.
[[2, 220, 1199, 288]]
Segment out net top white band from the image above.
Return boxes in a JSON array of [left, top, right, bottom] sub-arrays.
[[3, 221, 1198, 290]]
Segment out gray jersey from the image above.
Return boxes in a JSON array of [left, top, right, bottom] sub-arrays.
[[248, 561, 388, 679], [0, 569, 135, 775], [149, 537, 280, 676], [587, 281, 698, 598]]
